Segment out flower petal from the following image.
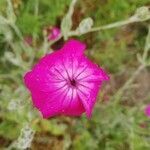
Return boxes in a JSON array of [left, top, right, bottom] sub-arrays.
[[77, 82, 102, 118], [61, 39, 86, 56], [62, 88, 85, 116]]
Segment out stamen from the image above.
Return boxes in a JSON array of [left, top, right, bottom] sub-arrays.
[[69, 79, 77, 87]]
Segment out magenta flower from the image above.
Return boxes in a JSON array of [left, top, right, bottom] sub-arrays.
[[144, 104, 150, 117], [47, 27, 61, 41], [24, 39, 109, 118]]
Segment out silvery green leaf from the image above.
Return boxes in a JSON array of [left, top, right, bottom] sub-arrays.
[[61, 14, 72, 40], [61, 0, 77, 40], [6, 0, 16, 23], [137, 53, 144, 64], [0, 15, 8, 25], [77, 17, 94, 34], [135, 6, 150, 21], [13, 124, 35, 149], [5, 31, 13, 42], [4, 52, 21, 66], [3, 28, 13, 42]]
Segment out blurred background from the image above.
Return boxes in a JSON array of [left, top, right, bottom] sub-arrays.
[[0, 0, 150, 149]]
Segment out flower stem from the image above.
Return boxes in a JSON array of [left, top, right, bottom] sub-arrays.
[[68, 16, 139, 37], [113, 65, 145, 105], [143, 25, 150, 61], [112, 25, 150, 105]]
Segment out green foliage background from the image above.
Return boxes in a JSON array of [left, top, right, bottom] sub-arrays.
[[0, 0, 150, 149]]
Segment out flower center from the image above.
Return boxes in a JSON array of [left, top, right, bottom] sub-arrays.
[[69, 79, 77, 87]]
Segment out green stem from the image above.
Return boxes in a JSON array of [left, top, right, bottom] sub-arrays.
[[112, 65, 145, 105], [68, 16, 138, 36], [112, 24, 150, 105], [143, 25, 150, 61]]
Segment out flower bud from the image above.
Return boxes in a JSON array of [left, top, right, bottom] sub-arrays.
[[135, 6, 150, 21], [77, 17, 94, 34]]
